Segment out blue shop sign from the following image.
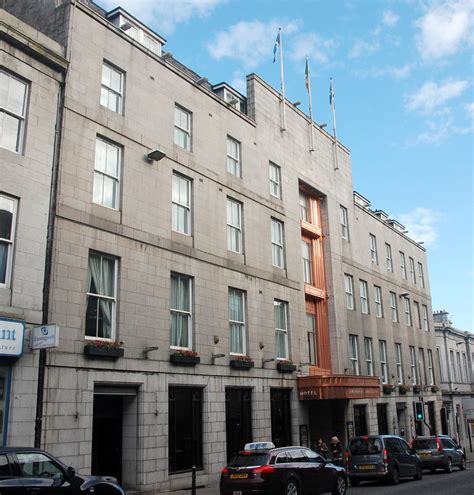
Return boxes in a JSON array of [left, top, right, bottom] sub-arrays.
[[0, 318, 25, 358]]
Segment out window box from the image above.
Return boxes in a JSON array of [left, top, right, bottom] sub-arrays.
[[398, 384, 409, 395], [230, 357, 254, 370], [431, 385, 440, 393], [413, 384, 422, 394], [84, 343, 124, 359], [382, 384, 394, 394], [277, 361, 296, 373], [170, 351, 200, 366]]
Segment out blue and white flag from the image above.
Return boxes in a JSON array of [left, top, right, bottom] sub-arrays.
[[329, 77, 335, 106], [273, 30, 281, 63]]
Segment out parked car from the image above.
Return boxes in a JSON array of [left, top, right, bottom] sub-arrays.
[[412, 435, 466, 472], [345, 435, 423, 486], [0, 447, 127, 494], [220, 442, 347, 495]]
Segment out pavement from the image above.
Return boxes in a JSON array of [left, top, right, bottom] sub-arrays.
[[155, 449, 474, 495]]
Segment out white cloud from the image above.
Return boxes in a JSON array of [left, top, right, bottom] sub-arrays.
[[349, 39, 380, 58], [406, 79, 469, 114], [207, 20, 300, 70], [391, 65, 411, 79], [415, 0, 474, 61], [398, 208, 442, 246], [466, 102, 474, 118], [414, 116, 472, 145], [98, 0, 224, 34], [382, 10, 400, 27], [230, 74, 247, 95], [354, 64, 411, 80], [289, 33, 337, 64]]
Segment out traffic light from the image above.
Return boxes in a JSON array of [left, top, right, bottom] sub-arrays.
[[414, 401, 424, 421]]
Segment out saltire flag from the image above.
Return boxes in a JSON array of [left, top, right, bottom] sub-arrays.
[[305, 57, 310, 92], [329, 77, 335, 106], [273, 30, 281, 63]]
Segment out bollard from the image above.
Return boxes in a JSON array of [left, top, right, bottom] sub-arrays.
[[191, 464, 196, 495]]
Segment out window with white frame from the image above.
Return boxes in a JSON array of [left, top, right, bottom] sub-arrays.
[[385, 243, 393, 272], [409, 257, 416, 284], [379, 340, 388, 384], [85, 252, 117, 340], [174, 104, 191, 151], [364, 337, 374, 376], [345, 274, 355, 310], [0, 70, 28, 153], [269, 162, 282, 198], [413, 301, 421, 329], [172, 173, 191, 235], [437, 347, 444, 382], [100, 62, 124, 114], [170, 273, 192, 349], [359, 280, 369, 314], [389, 292, 398, 323], [93, 137, 121, 209], [403, 297, 412, 326], [400, 251, 407, 279], [0, 194, 17, 287], [302, 240, 312, 284], [418, 262, 425, 288], [227, 136, 241, 177], [274, 300, 289, 359], [229, 288, 246, 355], [419, 347, 427, 385], [410, 346, 417, 385], [306, 313, 317, 365], [422, 304, 429, 331], [271, 218, 285, 268], [227, 198, 243, 253], [462, 353, 468, 383], [428, 349, 435, 385], [340, 205, 349, 241], [456, 352, 462, 383], [369, 234, 378, 264], [450, 350, 456, 381], [349, 335, 360, 375], [374, 286, 383, 318], [395, 343, 403, 384]]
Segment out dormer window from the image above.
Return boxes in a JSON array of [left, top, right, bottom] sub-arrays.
[[107, 8, 165, 57], [212, 83, 247, 114]]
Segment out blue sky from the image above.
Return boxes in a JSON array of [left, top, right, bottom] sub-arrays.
[[97, 0, 473, 331]]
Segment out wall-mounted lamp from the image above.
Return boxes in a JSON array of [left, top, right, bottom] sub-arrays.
[[212, 353, 225, 364], [399, 292, 410, 299], [418, 241, 425, 245], [120, 21, 133, 31], [196, 77, 208, 85], [143, 346, 159, 359], [146, 149, 166, 162], [262, 358, 275, 368], [319, 123, 328, 129], [293, 100, 301, 107], [162, 52, 173, 60], [228, 97, 239, 106]]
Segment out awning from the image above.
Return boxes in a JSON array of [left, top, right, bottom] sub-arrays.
[[297, 374, 380, 400]]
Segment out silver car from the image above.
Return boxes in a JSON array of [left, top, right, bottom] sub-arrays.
[[412, 435, 466, 473]]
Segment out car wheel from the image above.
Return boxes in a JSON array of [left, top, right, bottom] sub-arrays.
[[388, 466, 400, 485], [331, 475, 347, 495], [285, 478, 299, 495], [459, 457, 466, 471], [349, 478, 360, 487], [414, 463, 423, 480], [445, 458, 453, 473]]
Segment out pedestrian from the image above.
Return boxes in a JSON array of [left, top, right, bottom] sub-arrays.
[[315, 438, 329, 458], [330, 436, 342, 461]]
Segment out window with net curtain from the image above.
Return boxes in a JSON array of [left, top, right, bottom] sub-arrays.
[[85, 252, 117, 339], [229, 288, 245, 355], [275, 300, 288, 359], [170, 273, 192, 348], [0, 195, 16, 287]]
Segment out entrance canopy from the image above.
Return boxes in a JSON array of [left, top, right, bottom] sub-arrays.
[[298, 374, 380, 400]]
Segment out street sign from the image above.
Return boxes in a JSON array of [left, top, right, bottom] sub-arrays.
[[30, 324, 59, 350], [0, 318, 25, 357]]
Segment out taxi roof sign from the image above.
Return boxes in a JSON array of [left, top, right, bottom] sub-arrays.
[[244, 442, 275, 451]]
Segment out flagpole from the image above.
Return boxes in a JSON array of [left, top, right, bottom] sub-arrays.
[[306, 57, 314, 151], [279, 28, 287, 131], [330, 77, 339, 170]]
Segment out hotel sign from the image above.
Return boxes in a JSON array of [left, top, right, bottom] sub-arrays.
[[0, 318, 25, 357], [31, 324, 59, 350]]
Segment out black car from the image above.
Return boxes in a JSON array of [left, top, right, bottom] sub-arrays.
[[412, 435, 466, 472], [220, 442, 347, 495], [0, 447, 126, 494], [345, 435, 423, 486]]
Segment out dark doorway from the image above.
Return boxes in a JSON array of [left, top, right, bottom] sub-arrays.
[[92, 395, 123, 482], [440, 407, 449, 435], [271, 389, 292, 447], [427, 401, 437, 435], [354, 405, 368, 436], [225, 388, 252, 460], [377, 404, 388, 434]]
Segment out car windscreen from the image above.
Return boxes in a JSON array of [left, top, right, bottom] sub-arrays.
[[349, 438, 383, 455], [228, 453, 269, 468], [413, 438, 437, 449]]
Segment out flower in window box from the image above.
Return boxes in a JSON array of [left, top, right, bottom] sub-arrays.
[[431, 384, 440, 393], [413, 384, 423, 394], [170, 349, 200, 366], [398, 384, 408, 395], [84, 340, 124, 359], [382, 384, 395, 394], [276, 359, 296, 373], [229, 355, 254, 370]]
